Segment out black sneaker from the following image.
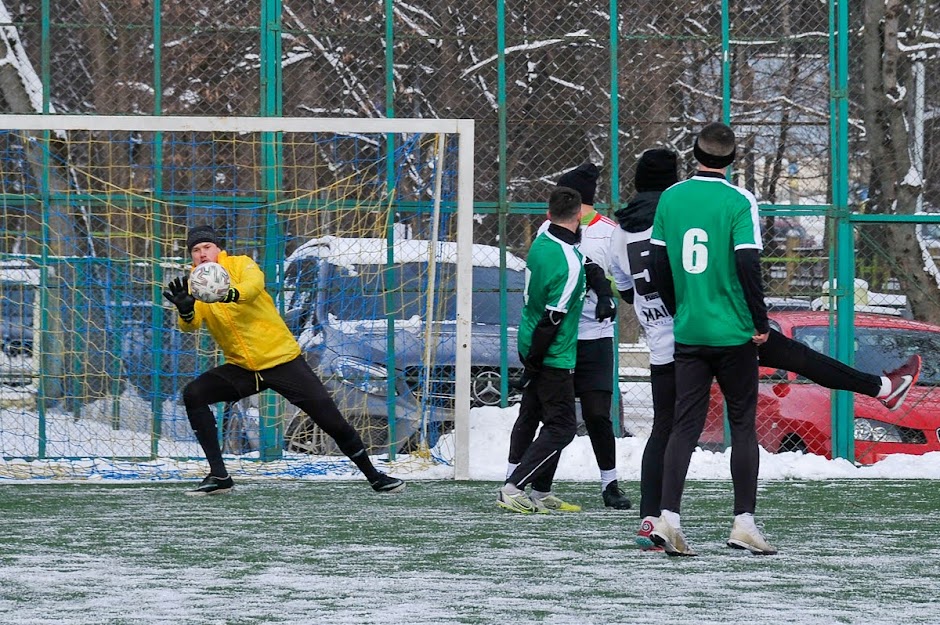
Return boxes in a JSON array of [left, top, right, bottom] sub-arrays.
[[185, 474, 234, 497], [602, 480, 632, 510], [370, 473, 406, 493]]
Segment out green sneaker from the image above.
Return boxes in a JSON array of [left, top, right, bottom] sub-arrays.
[[496, 485, 537, 514], [531, 493, 582, 512]]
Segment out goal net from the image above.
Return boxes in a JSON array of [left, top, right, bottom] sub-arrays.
[[0, 115, 476, 482]]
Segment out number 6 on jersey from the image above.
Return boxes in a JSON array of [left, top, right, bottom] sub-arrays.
[[682, 228, 708, 274]]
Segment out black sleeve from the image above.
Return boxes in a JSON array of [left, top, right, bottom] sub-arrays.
[[524, 309, 566, 368], [583, 255, 613, 298], [735, 248, 770, 334], [649, 245, 676, 316], [618, 288, 635, 305]]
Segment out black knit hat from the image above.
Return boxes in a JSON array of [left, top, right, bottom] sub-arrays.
[[186, 225, 223, 253], [557, 163, 600, 206], [635, 149, 679, 192]]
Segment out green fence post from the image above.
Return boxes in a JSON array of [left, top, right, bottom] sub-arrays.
[[258, 0, 284, 461], [609, 0, 622, 436], [150, 0, 166, 458], [497, 0, 510, 407], [830, 0, 854, 462], [383, 0, 398, 458]]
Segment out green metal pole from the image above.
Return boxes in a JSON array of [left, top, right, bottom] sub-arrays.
[[497, 0, 510, 407], [721, 0, 731, 127], [721, 0, 732, 448], [37, 0, 51, 458], [383, 0, 398, 458], [830, 0, 855, 462], [608, 0, 622, 437], [258, 0, 284, 461], [150, 0, 166, 458]]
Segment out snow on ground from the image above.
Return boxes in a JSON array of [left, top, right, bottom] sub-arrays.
[[2, 401, 939, 482]]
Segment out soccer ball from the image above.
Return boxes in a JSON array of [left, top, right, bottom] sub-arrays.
[[189, 262, 231, 303]]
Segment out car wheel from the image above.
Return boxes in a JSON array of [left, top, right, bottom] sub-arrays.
[[221, 399, 259, 455], [284, 408, 388, 455], [779, 433, 808, 454]]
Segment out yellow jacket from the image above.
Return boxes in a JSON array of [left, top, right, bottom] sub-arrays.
[[179, 251, 301, 371]]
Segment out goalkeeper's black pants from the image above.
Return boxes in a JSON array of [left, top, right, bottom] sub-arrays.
[[182, 356, 379, 480]]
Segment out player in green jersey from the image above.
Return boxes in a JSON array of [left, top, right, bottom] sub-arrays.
[[647, 122, 775, 555], [497, 186, 587, 514]]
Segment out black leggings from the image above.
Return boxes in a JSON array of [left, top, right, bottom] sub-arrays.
[[183, 356, 369, 477], [759, 329, 881, 396], [661, 342, 759, 516]]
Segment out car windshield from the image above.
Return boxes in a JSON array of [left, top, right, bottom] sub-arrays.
[[0, 283, 35, 326], [325, 262, 524, 325], [793, 325, 940, 385]]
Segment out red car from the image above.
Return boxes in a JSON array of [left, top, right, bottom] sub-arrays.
[[701, 311, 940, 464]]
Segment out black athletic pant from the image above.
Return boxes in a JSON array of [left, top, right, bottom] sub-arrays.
[[661, 341, 759, 517], [640, 362, 675, 518], [573, 338, 616, 474], [506, 366, 577, 490], [641, 328, 881, 518], [759, 329, 881, 396], [507, 339, 614, 492], [182, 356, 375, 479]]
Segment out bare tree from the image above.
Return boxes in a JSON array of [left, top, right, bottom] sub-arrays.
[[860, 0, 940, 322]]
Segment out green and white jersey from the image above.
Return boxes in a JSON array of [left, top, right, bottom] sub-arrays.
[[650, 173, 762, 346], [518, 228, 586, 369]]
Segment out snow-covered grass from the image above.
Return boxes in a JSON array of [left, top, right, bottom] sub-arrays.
[[0, 479, 938, 625], [3, 402, 940, 624]]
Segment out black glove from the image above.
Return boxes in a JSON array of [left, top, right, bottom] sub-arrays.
[[595, 295, 616, 321], [162, 277, 196, 321], [221, 287, 240, 303], [512, 353, 540, 391]]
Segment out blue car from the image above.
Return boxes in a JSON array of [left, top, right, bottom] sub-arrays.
[[280, 237, 526, 454]]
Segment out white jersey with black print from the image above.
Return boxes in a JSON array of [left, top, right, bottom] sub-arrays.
[[538, 212, 617, 340], [608, 225, 675, 365]]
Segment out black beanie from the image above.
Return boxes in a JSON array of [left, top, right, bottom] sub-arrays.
[[557, 163, 600, 206], [635, 149, 679, 192], [186, 225, 223, 253]]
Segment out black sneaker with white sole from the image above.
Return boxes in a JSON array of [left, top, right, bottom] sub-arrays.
[[185, 474, 235, 497], [370, 473, 406, 493]]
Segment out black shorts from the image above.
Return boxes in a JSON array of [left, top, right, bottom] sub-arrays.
[[573, 337, 614, 395]]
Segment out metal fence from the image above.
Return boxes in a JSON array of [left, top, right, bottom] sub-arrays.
[[1, 0, 939, 464]]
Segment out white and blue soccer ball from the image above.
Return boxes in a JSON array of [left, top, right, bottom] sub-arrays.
[[189, 262, 231, 303]]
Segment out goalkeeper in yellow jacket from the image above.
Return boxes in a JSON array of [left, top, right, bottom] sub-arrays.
[[163, 224, 405, 496]]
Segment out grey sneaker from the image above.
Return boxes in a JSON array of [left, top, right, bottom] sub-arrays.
[[496, 485, 537, 514], [185, 474, 234, 497], [727, 514, 777, 555], [650, 515, 697, 556]]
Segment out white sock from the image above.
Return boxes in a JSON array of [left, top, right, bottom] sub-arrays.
[[505, 463, 519, 479], [502, 483, 523, 495], [600, 469, 618, 492], [530, 489, 551, 500], [735, 512, 756, 528], [877, 376, 891, 398], [662, 509, 681, 528]]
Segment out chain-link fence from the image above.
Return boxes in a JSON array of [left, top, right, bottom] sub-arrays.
[[2, 0, 939, 464]]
